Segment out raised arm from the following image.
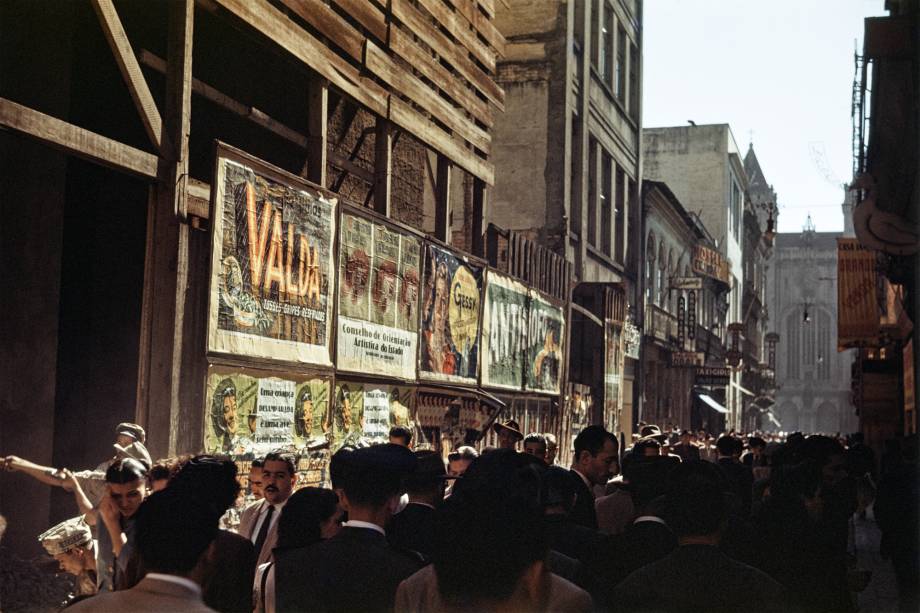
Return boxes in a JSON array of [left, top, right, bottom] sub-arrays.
[[2, 455, 66, 487]]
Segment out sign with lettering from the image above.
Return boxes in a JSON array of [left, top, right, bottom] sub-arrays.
[[695, 365, 731, 386], [207, 146, 336, 365], [481, 271, 529, 390], [332, 382, 416, 448], [420, 245, 483, 385], [336, 212, 421, 379], [204, 367, 330, 456], [525, 290, 565, 394], [670, 351, 705, 367], [837, 238, 880, 348], [672, 276, 703, 290], [692, 244, 731, 285]]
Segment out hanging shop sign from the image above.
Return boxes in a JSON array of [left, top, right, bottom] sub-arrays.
[[525, 290, 566, 394], [331, 381, 417, 449], [692, 244, 731, 285], [419, 245, 483, 385], [670, 351, 705, 367], [336, 212, 421, 380], [837, 238, 880, 348], [481, 271, 529, 390], [672, 276, 703, 290], [695, 365, 731, 386], [204, 367, 331, 457], [207, 145, 336, 365]]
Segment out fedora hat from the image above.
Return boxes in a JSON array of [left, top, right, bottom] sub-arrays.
[[493, 419, 524, 441]]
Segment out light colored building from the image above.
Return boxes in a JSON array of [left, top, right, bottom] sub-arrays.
[[642, 124, 748, 428]]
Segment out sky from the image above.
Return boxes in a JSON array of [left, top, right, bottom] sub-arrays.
[[642, 0, 887, 233]]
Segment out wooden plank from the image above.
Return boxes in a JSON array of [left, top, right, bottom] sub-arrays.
[[306, 77, 328, 187], [91, 0, 163, 151], [472, 177, 486, 257], [374, 118, 392, 216], [333, 0, 494, 126], [478, 0, 495, 19], [0, 97, 159, 179], [280, 0, 364, 61], [388, 96, 493, 184], [443, 0, 505, 57], [372, 0, 504, 108], [415, 0, 496, 71], [435, 156, 452, 242], [364, 41, 491, 154]]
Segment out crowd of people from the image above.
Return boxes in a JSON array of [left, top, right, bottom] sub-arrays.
[[1, 418, 918, 612]]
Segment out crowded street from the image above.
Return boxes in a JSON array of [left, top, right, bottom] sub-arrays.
[[1, 0, 918, 611]]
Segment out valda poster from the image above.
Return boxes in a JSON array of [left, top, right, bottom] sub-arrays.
[[525, 290, 565, 394], [331, 381, 416, 448], [337, 213, 421, 379], [207, 150, 336, 365], [204, 368, 330, 457], [419, 245, 482, 385], [481, 271, 528, 390]]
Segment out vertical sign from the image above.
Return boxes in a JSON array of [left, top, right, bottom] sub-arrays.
[[687, 291, 697, 340], [481, 271, 529, 390], [837, 238, 879, 348], [678, 295, 686, 348]]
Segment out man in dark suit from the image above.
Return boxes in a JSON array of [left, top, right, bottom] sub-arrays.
[[672, 430, 701, 463], [569, 426, 619, 529], [387, 450, 448, 560], [275, 444, 421, 613], [715, 435, 754, 516]]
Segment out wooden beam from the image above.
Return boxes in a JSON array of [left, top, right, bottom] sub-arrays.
[[91, 0, 163, 152], [472, 177, 486, 257], [443, 0, 506, 57], [374, 118, 392, 216], [0, 97, 160, 180], [306, 77, 328, 187], [414, 0, 496, 72], [435, 156, 452, 242]]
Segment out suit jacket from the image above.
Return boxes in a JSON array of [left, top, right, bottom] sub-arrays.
[[238, 499, 280, 567], [66, 575, 215, 612], [275, 526, 422, 613], [568, 470, 598, 530], [201, 530, 256, 613], [387, 502, 436, 560], [716, 459, 754, 517], [672, 443, 701, 463]]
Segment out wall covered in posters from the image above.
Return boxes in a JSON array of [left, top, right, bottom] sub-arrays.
[[337, 212, 421, 379], [331, 381, 417, 448], [204, 367, 331, 456], [207, 147, 337, 365], [420, 245, 482, 385], [525, 290, 565, 394], [481, 272, 529, 390]]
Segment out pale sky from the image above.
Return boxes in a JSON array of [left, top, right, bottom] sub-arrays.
[[642, 0, 887, 233]]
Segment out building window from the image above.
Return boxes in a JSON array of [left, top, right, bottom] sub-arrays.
[[615, 23, 627, 102], [628, 41, 639, 119], [601, 3, 614, 86], [627, 177, 638, 269], [591, 0, 600, 70], [646, 233, 656, 304], [601, 150, 612, 256], [587, 138, 598, 247], [615, 166, 625, 264], [574, 0, 585, 53]]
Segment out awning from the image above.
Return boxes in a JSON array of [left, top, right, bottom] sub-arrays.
[[698, 393, 728, 414]]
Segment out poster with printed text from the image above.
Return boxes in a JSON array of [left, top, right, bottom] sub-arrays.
[[207, 149, 336, 365], [337, 213, 421, 379], [332, 381, 417, 449], [204, 368, 331, 457], [525, 290, 565, 394], [419, 245, 482, 385], [481, 272, 528, 390]]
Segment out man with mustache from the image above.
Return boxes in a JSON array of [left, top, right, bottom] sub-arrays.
[[238, 451, 296, 567]]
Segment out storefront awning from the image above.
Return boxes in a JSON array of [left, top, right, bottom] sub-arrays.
[[698, 393, 728, 414]]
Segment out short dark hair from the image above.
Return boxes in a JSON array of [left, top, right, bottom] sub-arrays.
[[667, 461, 729, 537], [748, 436, 767, 450], [634, 438, 661, 455], [716, 435, 739, 456], [447, 446, 479, 463], [573, 425, 617, 460], [277, 487, 339, 549], [389, 426, 412, 445], [343, 462, 403, 508], [105, 458, 148, 484], [263, 451, 296, 476], [168, 455, 240, 521], [329, 446, 355, 490], [251, 457, 265, 469], [540, 466, 576, 511], [135, 488, 218, 574], [523, 433, 547, 448]]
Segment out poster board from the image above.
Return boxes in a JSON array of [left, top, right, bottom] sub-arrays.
[[524, 290, 565, 394], [331, 381, 417, 449], [336, 211, 421, 379], [481, 271, 528, 390], [419, 244, 483, 385], [207, 144, 337, 365], [837, 238, 880, 349]]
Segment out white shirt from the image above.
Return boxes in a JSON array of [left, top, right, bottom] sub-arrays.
[[145, 573, 202, 597], [253, 562, 276, 613], [633, 515, 668, 527], [250, 500, 287, 544], [343, 520, 385, 536]]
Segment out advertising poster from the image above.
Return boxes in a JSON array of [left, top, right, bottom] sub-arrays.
[[337, 213, 421, 379], [481, 272, 528, 390], [525, 290, 565, 394], [204, 368, 331, 456], [332, 382, 416, 448], [208, 149, 337, 365], [837, 238, 880, 348], [420, 245, 483, 384], [604, 322, 624, 435]]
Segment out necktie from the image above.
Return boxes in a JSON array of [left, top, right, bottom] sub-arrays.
[[253, 504, 275, 557]]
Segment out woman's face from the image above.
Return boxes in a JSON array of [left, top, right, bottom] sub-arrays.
[[302, 400, 314, 432]]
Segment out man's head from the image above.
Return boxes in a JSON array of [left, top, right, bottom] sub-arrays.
[[544, 433, 558, 464], [115, 422, 146, 448], [748, 436, 767, 455], [493, 420, 523, 450], [277, 487, 342, 549], [168, 455, 240, 522], [39, 517, 94, 575], [389, 425, 412, 447], [249, 458, 264, 499], [716, 435, 742, 459], [339, 444, 416, 522], [135, 488, 219, 579], [447, 446, 479, 477], [105, 458, 149, 518], [679, 429, 691, 445], [262, 451, 297, 505], [405, 450, 448, 505], [801, 435, 847, 487], [667, 460, 729, 541], [573, 426, 619, 486], [522, 433, 548, 462], [541, 465, 577, 515], [635, 437, 662, 458]]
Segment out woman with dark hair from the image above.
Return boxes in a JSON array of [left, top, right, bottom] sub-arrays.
[[254, 487, 343, 613]]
